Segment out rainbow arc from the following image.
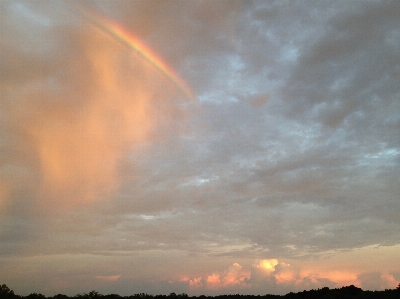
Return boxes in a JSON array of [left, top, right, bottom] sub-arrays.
[[75, 5, 196, 101]]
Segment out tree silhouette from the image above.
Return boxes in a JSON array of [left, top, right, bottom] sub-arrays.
[[3, 282, 400, 299], [26, 294, 46, 299], [0, 285, 15, 299], [75, 291, 103, 299]]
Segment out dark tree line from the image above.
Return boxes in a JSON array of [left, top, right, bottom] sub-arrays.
[[1, 284, 400, 299]]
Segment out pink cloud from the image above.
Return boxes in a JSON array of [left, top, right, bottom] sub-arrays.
[[181, 263, 250, 290], [180, 276, 203, 289], [189, 277, 203, 289], [206, 273, 221, 289], [275, 270, 296, 284], [222, 263, 250, 287], [176, 258, 400, 293]]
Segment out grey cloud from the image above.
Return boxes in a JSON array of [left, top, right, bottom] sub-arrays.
[[358, 272, 392, 291], [283, 1, 400, 127], [1, 0, 400, 295]]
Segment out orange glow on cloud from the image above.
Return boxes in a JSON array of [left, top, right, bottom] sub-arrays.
[[222, 263, 250, 287], [323, 271, 358, 285], [206, 273, 221, 289], [180, 276, 203, 289], [176, 256, 400, 292], [254, 259, 278, 273], [381, 273, 398, 289], [18, 23, 187, 208], [275, 270, 296, 284], [182, 263, 250, 290], [189, 277, 203, 288], [30, 80, 149, 205]]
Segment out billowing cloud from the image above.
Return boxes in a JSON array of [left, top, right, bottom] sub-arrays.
[[179, 276, 203, 289], [253, 259, 279, 274], [175, 258, 373, 294], [204, 263, 250, 290], [177, 263, 252, 291], [206, 274, 221, 289], [222, 263, 250, 288]]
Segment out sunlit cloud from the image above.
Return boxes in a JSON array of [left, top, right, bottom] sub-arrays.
[[253, 259, 279, 274], [206, 274, 221, 289], [222, 263, 250, 287], [189, 277, 203, 289], [180, 263, 251, 290], [319, 271, 358, 287], [9, 14, 190, 209], [272, 262, 294, 285], [179, 276, 203, 289], [274, 270, 296, 285], [25, 36, 152, 207], [130, 257, 400, 294]]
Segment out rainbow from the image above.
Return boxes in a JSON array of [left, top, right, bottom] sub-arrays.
[[74, 5, 196, 101]]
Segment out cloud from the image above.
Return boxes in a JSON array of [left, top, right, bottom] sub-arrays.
[[283, 1, 400, 129], [253, 259, 279, 274], [179, 263, 251, 291], [176, 259, 366, 294], [2, 3, 188, 211], [95, 275, 121, 282], [358, 272, 398, 291], [206, 274, 221, 289], [1, 0, 400, 296], [222, 263, 250, 287], [206, 263, 250, 289], [189, 277, 203, 289], [0, 179, 10, 211], [179, 276, 203, 290], [274, 270, 295, 285], [248, 93, 269, 108]]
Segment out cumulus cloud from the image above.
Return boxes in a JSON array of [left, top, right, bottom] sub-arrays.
[[253, 259, 279, 274], [176, 259, 363, 294], [178, 263, 251, 292], [205, 263, 250, 290], [206, 274, 221, 289]]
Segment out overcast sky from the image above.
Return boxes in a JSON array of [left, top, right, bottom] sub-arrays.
[[1, 0, 400, 296]]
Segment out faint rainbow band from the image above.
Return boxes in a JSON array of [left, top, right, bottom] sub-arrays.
[[74, 5, 196, 101]]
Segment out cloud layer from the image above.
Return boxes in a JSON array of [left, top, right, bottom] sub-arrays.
[[1, 0, 400, 296]]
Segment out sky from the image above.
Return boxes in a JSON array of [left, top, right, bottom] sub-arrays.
[[1, 0, 400, 296]]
